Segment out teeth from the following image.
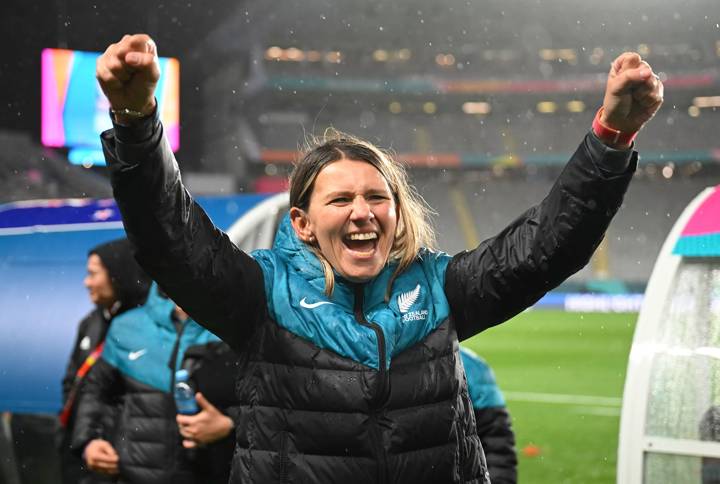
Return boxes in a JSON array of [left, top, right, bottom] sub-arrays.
[[348, 232, 377, 241]]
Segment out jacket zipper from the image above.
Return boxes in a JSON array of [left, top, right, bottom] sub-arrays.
[[352, 285, 389, 484]]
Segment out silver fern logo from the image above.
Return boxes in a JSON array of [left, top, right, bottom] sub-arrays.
[[398, 284, 421, 313], [398, 284, 428, 323]]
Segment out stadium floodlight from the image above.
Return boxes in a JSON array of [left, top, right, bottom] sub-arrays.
[[566, 100, 585, 113], [618, 184, 720, 484], [693, 96, 720, 109], [373, 49, 389, 62], [537, 101, 557, 114], [462, 102, 491, 115]]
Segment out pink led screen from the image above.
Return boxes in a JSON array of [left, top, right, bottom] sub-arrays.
[[41, 48, 180, 151]]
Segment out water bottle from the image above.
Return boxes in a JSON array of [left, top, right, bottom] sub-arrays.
[[174, 369, 198, 414]]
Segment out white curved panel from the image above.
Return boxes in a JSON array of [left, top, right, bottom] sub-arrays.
[[618, 187, 717, 484], [226, 192, 289, 251]]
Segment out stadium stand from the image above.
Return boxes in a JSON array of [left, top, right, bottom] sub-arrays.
[[415, 170, 720, 285], [0, 130, 111, 203]]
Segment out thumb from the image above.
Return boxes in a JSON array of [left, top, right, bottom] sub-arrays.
[[99, 441, 118, 458], [195, 392, 216, 412]]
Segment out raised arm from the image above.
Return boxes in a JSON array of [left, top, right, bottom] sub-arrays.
[[446, 53, 663, 339], [96, 34, 266, 347]]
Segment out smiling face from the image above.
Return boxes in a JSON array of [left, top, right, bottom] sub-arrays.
[[290, 158, 398, 282], [84, 253, 116, 308]]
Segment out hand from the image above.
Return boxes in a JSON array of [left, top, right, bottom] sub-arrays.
[[601, 52, 664, 142], [83, 439, 119, 475], [96, 33, 160, 119], [176, 392, 234, 448]]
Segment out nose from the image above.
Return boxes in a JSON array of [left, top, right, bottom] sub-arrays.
[[84, 275, 92, 289], [350, 196, 374, 221]]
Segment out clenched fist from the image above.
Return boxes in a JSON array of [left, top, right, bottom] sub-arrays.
[[96, 34, 160, 121], [600, 52, 664, 147]]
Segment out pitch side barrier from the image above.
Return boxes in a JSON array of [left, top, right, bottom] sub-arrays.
[[533, 292, 644, 313]]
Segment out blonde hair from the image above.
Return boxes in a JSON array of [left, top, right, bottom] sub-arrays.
[[289, 130, 436, 300]]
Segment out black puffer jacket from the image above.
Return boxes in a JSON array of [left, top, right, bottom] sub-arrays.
[[103, 113, 635, 483], [182, 341, 242, 483], [71, 286, 231, 484], [61, 239, 151, 409]]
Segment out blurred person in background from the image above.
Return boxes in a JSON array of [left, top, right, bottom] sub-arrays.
[[95, 33, 662, 483], [700, 406, 720, 484], [176, 340, 243, 483], [58, 238, 151, 484], [461, 347, 517, 484], [71, 284, 240, 484]]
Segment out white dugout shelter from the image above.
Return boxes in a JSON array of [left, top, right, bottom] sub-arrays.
[[618, 184, 720, 483]]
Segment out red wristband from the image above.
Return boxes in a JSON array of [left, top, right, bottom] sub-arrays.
[[592, 107, 637, 146]]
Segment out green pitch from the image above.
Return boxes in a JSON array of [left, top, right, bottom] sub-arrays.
[[462, 309, 638, 484]]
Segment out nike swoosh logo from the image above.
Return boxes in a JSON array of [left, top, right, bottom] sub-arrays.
[[299, 298, 334, 309], [128, 349, 147, 361]]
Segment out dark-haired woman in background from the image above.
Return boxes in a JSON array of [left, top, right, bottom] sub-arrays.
[[59, 238, 150, 484]]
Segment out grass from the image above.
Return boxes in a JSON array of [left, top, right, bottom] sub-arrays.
[[462, 309, 638, 484]]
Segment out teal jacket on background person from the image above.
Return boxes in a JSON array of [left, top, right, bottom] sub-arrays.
[[461, 347, 517, 484], [71, 284, 227, 484]]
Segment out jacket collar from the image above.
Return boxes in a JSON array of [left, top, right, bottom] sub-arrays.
[[144, 283, 205, 337], [273, 214, 397, 308]]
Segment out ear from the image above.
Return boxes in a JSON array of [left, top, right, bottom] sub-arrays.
[[289, 207, 315, 243]]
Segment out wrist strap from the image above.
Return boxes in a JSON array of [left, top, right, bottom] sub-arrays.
[[592, 107, 638, 146]]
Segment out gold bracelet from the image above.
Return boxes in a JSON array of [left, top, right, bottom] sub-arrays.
[[110, 107, 149, 118]]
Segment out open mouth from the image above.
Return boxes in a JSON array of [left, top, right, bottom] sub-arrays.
[[343, 232, 378, 254]]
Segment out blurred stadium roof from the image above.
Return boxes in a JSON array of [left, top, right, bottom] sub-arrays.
[[1, 0, 719, 174]]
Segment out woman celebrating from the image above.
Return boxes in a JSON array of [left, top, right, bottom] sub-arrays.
[[97, 34, 662, 483]]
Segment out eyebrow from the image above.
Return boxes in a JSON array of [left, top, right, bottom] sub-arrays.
[[323, 187, 391, 200]]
